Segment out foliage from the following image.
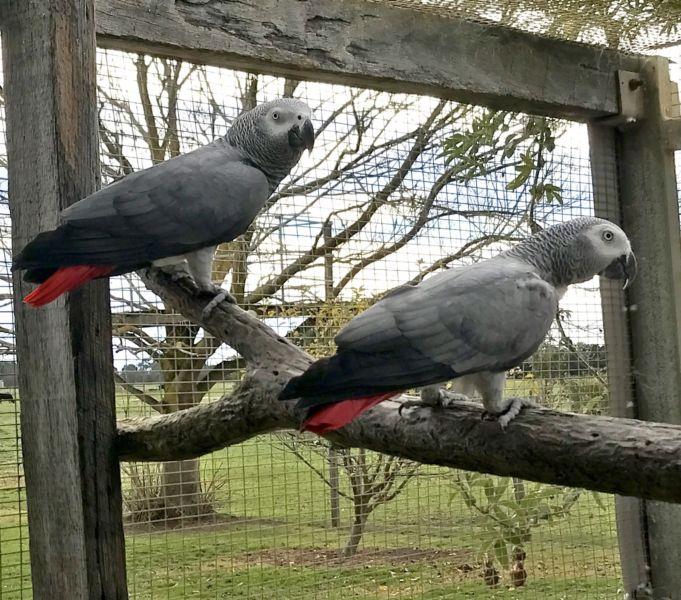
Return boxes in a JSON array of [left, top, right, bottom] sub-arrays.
[[122, 461, 228, 525], [451, 371, 609, 585], [527, 341, 607, 379], [445, 0, 681, 49], [538, 376, 608, 414], [442, 110, 563, 230], [287, 290, 374, 358], [451, 472, 588, 584]]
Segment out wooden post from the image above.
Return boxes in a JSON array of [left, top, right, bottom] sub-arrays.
[[594, 56, 681, 599], [1, 1, 128, 598], [323, 221, 341, 528], [588, 125, 651, 597]]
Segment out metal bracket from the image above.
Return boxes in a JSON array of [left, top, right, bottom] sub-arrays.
[[598, 70, 645, 128]]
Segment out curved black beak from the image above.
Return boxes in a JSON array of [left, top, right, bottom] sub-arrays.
[[288, 118, 315, 152], [600, 252, 637, 290]]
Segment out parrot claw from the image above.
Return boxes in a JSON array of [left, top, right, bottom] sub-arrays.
[[397, 399, 427, 417], [170, 270, 191, 283], [199, 287, 236, 320], [398, 389, 470, 417], [437, 389, 473, 408], [482, 397, 537, 430]]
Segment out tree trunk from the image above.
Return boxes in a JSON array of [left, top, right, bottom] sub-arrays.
[[161, 459, 203, 521], [328, 446, 341, 527], [342, 506, 369, 558], [158, 386, 208, 522], [126, 372, 213, 523], [118, 269, 681, 506]]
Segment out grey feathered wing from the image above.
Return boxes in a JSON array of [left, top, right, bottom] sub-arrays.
[[280, 258, 558, 413], [13, 140, 269, 282]]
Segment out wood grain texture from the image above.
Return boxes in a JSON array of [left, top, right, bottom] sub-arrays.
[[588, 124, 652, 598], [1, 1, 128, 597], [94, 0, 639, 120], [117, 270, 681, 506], [616, 56, 681, 600]]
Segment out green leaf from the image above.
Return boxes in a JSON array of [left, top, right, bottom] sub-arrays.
[[494, 540, 509, 569], [507, 168, 530, 191]]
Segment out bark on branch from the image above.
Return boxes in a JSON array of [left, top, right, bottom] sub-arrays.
[[117, 269, 681, 505]]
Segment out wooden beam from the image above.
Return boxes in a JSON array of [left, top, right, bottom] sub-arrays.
[[94, 0, 639, 121], [588, 124, 651, 597], [615, 56, 681, 599], [663, 118, 681, 150], [1, 2, 128, 598]]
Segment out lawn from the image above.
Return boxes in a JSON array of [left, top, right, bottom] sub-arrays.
[[0, 385, 624, 599]]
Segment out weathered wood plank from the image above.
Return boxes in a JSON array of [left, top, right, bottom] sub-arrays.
[[588, 124, 651, 597], [1, 1, 128, 598], [664, 118, 681, 150], [94, 0, 639, 120], [616, 56, 681, 599]]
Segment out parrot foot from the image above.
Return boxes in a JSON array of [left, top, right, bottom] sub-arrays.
[[170, 270, 191, 283], [398, 389, 471, 417], [482, 397, 537, 430], [198, 286, 236, 319]]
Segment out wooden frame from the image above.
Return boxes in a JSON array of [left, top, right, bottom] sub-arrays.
[[94, 0, 639, 120], [1, 0, 680, 597]]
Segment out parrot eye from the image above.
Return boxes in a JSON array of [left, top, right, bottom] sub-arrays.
[[297, 115, 302, 120], [602, 230, 614, 242], [272, 112, 279, 120]]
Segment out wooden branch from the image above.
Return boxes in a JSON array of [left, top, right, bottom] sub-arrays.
[[114, 372, 164, 413], [118, 274, 681, 504], [139, 268, 310, 374], [94, 0, 641, 120], [117, 372, 292, 460]]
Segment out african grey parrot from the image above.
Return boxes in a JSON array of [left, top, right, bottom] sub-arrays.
[[13, 98, 315, 313], [279, 217, 636, 433]]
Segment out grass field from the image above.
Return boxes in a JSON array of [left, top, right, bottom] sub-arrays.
[[0, 384, 624, 599]]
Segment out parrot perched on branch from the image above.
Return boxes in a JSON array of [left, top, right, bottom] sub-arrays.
[[13, 98, 315, 313], [279, 217, 636, 433]]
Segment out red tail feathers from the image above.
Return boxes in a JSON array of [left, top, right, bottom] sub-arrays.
[[302, 392, 398, 434], [23, 265, 115, 307]]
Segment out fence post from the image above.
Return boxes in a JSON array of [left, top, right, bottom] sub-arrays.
[[323, 221, 342, 528], [1, 1, 128, 598], [588, 124, 652, 597], [590, 56, 681, 598]]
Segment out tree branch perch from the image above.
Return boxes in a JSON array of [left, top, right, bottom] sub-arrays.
[[116, 268, 681, 505]]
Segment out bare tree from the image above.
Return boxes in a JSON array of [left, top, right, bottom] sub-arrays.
[[277, 434, 419, 557]]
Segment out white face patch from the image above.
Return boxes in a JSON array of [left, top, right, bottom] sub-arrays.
[[585, 223, 632, 265], [263, 101, 312, 138]]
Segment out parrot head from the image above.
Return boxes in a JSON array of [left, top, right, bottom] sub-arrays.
[[583, 221, 637, 289], [244, 98, 314, 154], [513, 218, 637, 289], [259, 98, 315, 154], [228, 98, 315, 189]]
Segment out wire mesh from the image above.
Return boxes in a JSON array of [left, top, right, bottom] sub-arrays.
[[374, 0, 681, 52], [0, 23, 678, 600], [99, 48, 622, 599], [0, 37, 32, 600]]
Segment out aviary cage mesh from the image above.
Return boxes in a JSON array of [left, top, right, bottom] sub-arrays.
[[0, 3, 679, 597]]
